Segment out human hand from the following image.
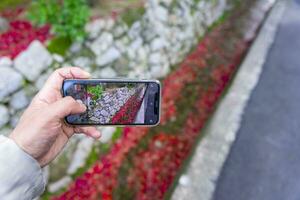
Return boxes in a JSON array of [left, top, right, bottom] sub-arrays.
[[9, 67, 101, 167]]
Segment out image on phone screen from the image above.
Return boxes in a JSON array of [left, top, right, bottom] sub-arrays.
[[62, 80, 160, 126]]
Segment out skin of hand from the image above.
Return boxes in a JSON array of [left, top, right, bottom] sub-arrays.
[[9, 67, 101, 167]]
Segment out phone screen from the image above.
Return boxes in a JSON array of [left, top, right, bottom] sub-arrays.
[[62, 79, 161, 126]]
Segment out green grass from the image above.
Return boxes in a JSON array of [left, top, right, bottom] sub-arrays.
[[0, 0, 28, 11], [47, 36, 72, 56], [121, 6, 145, 27]]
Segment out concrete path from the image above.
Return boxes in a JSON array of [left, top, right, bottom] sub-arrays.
[[213, 0, 300, 200]]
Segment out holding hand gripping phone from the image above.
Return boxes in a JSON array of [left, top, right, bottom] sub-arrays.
[[62, 79, 161, 126]]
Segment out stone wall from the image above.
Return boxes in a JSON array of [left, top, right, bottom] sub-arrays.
[[0, 0, 229, 193]]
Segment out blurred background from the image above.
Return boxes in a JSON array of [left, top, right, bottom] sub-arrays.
[[0, 0, 298, 199]]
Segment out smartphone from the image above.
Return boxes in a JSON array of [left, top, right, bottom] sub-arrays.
[[62, 79, 161, 126]]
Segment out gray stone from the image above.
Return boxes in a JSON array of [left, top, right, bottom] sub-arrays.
[[24, 85, 38, 98], [154, 6, 168, 22], [69, 42, 83, 54], [67, 137, 94, 174], [104, 18, 115, 31], [128, 22, 142, 39], [85, 19, 105, 39], [113, 23, 128, 38], [99, 127, 116, 143], [90, 32, 113, 56], [10, 110, 22, 127], [129, 37, 143, 51], [126, 48, 137, 60], [0, 66, 23, 101], [98, 67, 117, 78], [0, 17, 9, 33], [149, 52, 162, 65], [10, 90, 29, 110], [151, 38, 167, 51], [14, 40, 53, 81], [142, 27, 157, 42], [0, 105, 9, 128], [72, 57, 92, 68], [48, 176, 72, 193], [0, 127, 12, 136], [0, 57, 13, 67], [35, 69, 53, 90], [52, 54, 64, 63], [96, 47, 121, 66], [150, 65, 165, 78], [100, 110, 109, 117]]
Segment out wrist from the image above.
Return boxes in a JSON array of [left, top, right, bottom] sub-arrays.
[[9, 132, 40, 166]]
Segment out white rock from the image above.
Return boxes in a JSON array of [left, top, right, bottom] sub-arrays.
[[150, 65, 161, 78], [99, 127, 116, 143], [73, 57, 92, 68], [113, 23, 128, 38], [67, 137, 94, 174], [126, 48, 137, 60], [154, 6, 168, 22], [151, 38, 167, 51], [0, 127, 12, 136], [137, 47, 148, 61], [52, 54, 64, 63], [48, 176, 72, 193], [10, 90, 29, 110], [97, 67, 117, 78], [142, 26, 158, 42], [90, 32, 114, 56], [85, 19, 105, 39], [0, 57, 13, 67], [69, 42, 83, 53], [179, 175, 191, 186], [14, 40, 53, 81], [104, 18, 115, 31], [100, 110, 109, 117], [0, 17, 8, 32], [149, 52, 162, 65], [128, 21, 142, 39], [35, 69, 53, 90], [9, 110, 22, 127], [150, 64, 168, 78], [96, 47, 121, 66], [0, 66, 23, 101], [0, 105, 9, 128], [130, 37, 143, 51]]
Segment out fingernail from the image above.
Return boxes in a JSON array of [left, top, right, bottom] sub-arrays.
[[76, 99, 86, 110], [94, 131, 101, 139], [83, 71, 91, 77]]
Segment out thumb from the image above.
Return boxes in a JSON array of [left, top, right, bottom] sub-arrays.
[[49, 96, 86, 118]]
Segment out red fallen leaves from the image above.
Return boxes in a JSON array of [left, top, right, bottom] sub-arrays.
[[53, 127, 150, 200], [160, 40, 209, 124], [127, 134, 191, 200], [111, 87, 145, 124], [0, 20, 50, 58]]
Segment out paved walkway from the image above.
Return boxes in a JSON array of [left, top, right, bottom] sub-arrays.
[[213, 0, 300, 200]]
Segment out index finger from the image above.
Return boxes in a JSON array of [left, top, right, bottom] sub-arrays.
[[44, 67, 90, 91], [37, 67, 91, 103]]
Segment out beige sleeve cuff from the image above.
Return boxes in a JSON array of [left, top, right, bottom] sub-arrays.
[[0, 135, 45, 200]]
